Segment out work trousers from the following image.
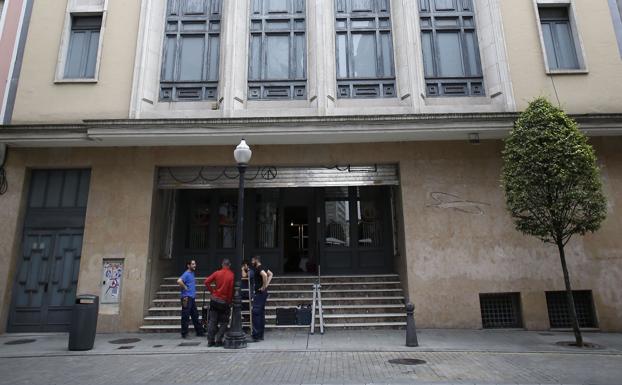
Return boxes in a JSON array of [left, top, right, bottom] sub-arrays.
[[181, 296, 204, 337], [207, 299, 231, 343], [252, 290, 269, 339]]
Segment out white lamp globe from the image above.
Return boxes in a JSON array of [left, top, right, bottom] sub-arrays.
[[234, 139, 252, 165]]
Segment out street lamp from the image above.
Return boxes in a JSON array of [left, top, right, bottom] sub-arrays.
[[224, 139, 251, 349]]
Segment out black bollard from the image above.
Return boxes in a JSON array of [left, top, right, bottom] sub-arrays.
[[406, 302, 419, 347]]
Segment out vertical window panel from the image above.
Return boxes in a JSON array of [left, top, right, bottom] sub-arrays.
[[266, 35, 290, 78], [160, 0, 221, 101], [335, 0, 396, 98], [419, 1, 484, 96], [248, 0, 307, 100], [437, 32, 464, 77], [64, 15, 102, 79], [538, 6, 581, 71]]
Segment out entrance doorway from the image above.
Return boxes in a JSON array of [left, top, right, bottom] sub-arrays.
[[284, 206, 310, 273], [8, 169, 90, 332]]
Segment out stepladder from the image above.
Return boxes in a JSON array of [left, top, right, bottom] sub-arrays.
[[310, 282, 324, 334]]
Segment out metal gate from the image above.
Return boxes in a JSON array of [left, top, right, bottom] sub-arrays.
[[7, 169, 90, 332]]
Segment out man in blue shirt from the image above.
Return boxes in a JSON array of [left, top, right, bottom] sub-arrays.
[[177, 260, 205, 338]]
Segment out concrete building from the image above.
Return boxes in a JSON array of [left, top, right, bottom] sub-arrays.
[[0, 0, 621, 333]]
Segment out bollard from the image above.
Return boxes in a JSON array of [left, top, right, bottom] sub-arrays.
[[405, 302, 419, 347]]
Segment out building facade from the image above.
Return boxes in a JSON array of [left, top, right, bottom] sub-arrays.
[[0, 0, 621, 333]]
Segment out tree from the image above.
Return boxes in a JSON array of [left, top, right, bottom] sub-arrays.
[[501, 97, 607, 347]]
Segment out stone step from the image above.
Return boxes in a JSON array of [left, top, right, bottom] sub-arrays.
[[144, 313, 405, 322], [151, 296, 405, 307], [147, 303, 406, 316], [163, 274, 400, 284], [160, 282, 403, 290], [139, 321, 406, 332], [155, 289, 403, 299]]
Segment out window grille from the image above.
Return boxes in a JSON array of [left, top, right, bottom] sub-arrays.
[[248, 0, 307, 100], [65, 15, 102, 79], [160, 0, 222, 101], [418, 0, 484, 97], [335, 0, 396, 98], [546, 290, 597, 328], [479, 292, 522, 329]]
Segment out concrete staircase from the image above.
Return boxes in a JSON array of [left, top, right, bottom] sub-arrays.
[[139, 274, 407, 332]]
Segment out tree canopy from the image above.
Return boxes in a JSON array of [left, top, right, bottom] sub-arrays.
[[501, 97, 607, 246]]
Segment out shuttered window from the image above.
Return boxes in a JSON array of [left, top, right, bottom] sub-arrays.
[[419, 0, 484, 97], [64, 15, 102, 79], [335, 0, 396, 99], [538, 6, 580, 70], [248, 0, 307, 100], [160, 0, 222, 101]]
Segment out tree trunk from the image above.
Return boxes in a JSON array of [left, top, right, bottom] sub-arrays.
[[557, 241, 583, 347]]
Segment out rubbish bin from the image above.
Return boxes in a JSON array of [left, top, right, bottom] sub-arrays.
[[68, 294, 99, 351]]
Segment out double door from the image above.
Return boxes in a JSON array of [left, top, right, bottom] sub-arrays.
[[8, 229, 83, 332]]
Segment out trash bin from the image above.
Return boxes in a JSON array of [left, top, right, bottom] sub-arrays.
[[68, 294, 99, 351]]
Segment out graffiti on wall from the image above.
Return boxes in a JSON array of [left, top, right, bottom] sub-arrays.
[[101, 260, 124, 304], [426, 192, 490, 215]]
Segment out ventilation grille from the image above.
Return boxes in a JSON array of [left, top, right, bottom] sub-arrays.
[[479, 292, 522, 329], [546, 290, 597, 329]]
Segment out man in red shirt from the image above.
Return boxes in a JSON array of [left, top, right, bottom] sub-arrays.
[[204, 259, 234, 347]]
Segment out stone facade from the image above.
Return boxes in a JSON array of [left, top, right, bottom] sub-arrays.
[[1, 0, 622, 333]]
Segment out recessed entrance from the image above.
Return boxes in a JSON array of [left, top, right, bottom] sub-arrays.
[[284, 206, 310, 274]]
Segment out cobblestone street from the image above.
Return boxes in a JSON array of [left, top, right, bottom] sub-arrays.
[[2, 345, 622, 384]]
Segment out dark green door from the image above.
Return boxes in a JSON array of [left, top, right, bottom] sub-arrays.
[[7, 169, 90, 332]]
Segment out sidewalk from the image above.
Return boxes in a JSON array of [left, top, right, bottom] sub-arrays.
[[1, 329, 621, 385], [1, 328, 622, 357]]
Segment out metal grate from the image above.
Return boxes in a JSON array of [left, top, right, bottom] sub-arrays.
[[546, 290, 597, 328], [479, 292, 522, 329]]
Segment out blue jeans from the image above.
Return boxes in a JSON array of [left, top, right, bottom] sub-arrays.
[[252, 290, 268, 339], [181, 296, 204, 336]]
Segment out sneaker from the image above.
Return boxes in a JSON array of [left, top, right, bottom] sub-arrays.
[[207, 341, 216, 347], [215, 341, 223, 347], [181, 334, 188, 339]]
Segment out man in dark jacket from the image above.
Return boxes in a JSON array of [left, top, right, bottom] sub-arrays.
[[204, 259, 234, 347]]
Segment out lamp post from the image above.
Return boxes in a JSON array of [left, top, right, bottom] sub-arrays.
[[224, 139, 251, 349]]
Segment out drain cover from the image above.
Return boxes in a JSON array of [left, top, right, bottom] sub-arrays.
[[556, 341, 603, 349], [4, 339, 36, 345], [118, 345, 134, 350], [153, 345, 163, 348], [539, 332, 555, 336], [178, 342, 201, 347], [109, 338, 141, 344], [388, 358, 427, 366]]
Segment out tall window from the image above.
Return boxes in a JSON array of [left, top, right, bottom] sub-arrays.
[[248, 0, 307, 100], [64, 15, 102, 79], [335, 0, 396, 98], [419, 0, 484, 97], [160, 0, 222, 101], [538, 6, 580, 70]]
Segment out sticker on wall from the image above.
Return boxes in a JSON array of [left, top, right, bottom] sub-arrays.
[[101, 259, 124, 304], [426, 192, 490, 215]]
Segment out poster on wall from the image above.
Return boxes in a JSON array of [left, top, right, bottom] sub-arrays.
[[101, 259, 124, 304]]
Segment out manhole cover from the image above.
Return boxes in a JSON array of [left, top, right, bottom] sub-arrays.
[[153, 345, 163, 348], [556, 341, 603, 349], [388, 358, 427, 366], [539, 332, 555, 336], [117, 345, 134, 350], [4, 339, 36, 345], [179, 342, 201, 347], [109, 338, 141, 344]]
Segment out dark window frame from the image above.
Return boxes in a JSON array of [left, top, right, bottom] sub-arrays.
[[64, 14, 103, 79], [335, 0, 396, 99], [248, 0, 307, 100], [418, 0, 484, 97], [545, 290, 598, 329], [159, 0, 222, 102], [479, 292, 523, 329], [538, 5, 582, 71]]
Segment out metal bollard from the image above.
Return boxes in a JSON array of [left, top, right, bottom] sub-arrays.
[[405, 302, 419, 347]]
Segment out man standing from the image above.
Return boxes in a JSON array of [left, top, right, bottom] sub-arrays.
[[251, 255, 273, 342], [204, 259, 234, 347], [177, 260, 204, 338]]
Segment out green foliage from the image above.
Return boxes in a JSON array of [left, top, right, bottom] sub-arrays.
[[501, 98, 607, 245]]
